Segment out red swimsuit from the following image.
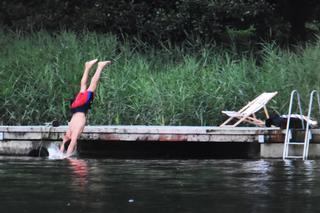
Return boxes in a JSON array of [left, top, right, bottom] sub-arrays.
[[70, 91, 94, 113]]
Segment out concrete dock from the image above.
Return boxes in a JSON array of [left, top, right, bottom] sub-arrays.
[[1, 125, 320, 158]]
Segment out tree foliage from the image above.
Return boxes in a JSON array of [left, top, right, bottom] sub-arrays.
[[0, 0, 319, 44]]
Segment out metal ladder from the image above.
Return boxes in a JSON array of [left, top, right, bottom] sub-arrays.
[[303, 90, 320, 160], [282, 90, 306, 160], [283, 90, 320, 160]]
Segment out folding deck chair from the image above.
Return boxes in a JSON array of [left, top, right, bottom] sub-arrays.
[[220, 92, 278, 127]]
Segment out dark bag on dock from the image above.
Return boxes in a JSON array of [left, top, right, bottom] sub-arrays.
[[265, 114, 308, 129]]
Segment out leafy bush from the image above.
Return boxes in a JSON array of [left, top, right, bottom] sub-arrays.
[[0, 0, 282, 44]]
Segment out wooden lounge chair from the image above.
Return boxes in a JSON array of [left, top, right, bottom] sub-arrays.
[[220, 92, 278, 127]]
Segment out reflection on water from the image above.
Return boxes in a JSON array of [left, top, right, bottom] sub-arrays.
[[67, 158, 88, 189], [1, 157, 320, 213]]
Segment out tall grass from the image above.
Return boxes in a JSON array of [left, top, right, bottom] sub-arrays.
[[0, 31, 320, 125]]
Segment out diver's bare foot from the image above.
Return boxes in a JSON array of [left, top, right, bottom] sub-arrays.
[[85, 59, 98, 69], [97, 60, 112, 69]]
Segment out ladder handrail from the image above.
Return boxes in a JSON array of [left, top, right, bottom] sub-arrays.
[[283, 90, 305, 160], [303, 90, 320, 160]]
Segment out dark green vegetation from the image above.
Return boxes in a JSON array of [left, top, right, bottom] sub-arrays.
[[1, 0, 320, 44], [1, 1, 320, 125], [0, 31, 320, 125]]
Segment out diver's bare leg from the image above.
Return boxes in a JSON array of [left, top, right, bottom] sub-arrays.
[[80, 59, 98, 92], [87, 61, 111, 92]]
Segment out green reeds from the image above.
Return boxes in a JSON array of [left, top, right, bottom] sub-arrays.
[[1, 31, 320, 125]]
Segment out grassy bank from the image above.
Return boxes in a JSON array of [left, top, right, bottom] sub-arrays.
[[0, 31, 320, 125]]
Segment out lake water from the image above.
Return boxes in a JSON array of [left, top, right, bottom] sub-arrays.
[[1, 157, 320, 213]]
